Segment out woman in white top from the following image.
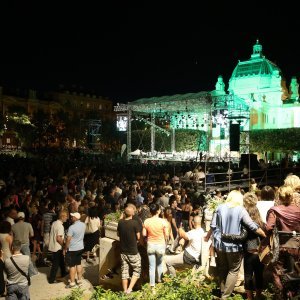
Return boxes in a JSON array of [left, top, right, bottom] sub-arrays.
[[84, 206, 101, 263], [256, 185, 275, 223]]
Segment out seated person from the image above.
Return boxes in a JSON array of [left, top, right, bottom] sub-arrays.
[[164, 215, 204, 276]]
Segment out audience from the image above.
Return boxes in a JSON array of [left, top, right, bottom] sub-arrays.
[[0, 153, 299, 298]]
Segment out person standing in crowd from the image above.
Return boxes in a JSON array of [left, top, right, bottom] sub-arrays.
[[0, 221, 13, 260], [4, 240, 30, 300], [11, 212, 38, 276], [211, 190, 266, 299], [242, 192, 266, 300], [0, 244, 5, 297], [164, 215, 204, 276], [162, 208, 174, 253], [64, 212, 86, 288], [266, 186, 300, 299], [84, 206, 101, 263], [117, 206, 141, 294], [41, 202, 57, 264], [48, 210, 69, 284], [256, 185, 275, 223], [5, 208, 17, 226], [169, 196, 179, 239], [29, 204, 43, 262], [181, 196, 193, 231], [143, 203, 167, 290], [283, 174, 300, 207]]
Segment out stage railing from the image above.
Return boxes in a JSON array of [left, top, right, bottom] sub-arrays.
[[180, 166, 300, 192]]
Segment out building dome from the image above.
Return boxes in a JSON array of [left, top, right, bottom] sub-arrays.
[[231, 58, 281, 78], [228, 40, 282, 95]]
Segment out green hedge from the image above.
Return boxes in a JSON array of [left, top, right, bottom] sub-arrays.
[[248, 128, 300, 152], [130, 129, 208, 152]]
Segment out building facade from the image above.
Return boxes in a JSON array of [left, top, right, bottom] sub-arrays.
[[0, 87, 115, 148]]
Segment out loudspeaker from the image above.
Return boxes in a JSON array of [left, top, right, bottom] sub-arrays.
[[229, 123, 240, 151], [240, 154, 259, 170]]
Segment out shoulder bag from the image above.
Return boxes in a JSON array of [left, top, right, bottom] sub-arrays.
[[221, 225, 248, 243], [10, 256, 31, 286], [258, 225, 279, 266]]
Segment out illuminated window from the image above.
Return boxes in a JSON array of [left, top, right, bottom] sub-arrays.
[[99, 104, 102, 110], [87, 103, 90, 109]]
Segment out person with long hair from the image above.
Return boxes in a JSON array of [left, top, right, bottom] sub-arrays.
[[142, 203, 167, 290], [283, 174, 300, 207], [211, 190, 266, 299], [243, 192, 265, 300], [84, 206, 101, 263], [162, 207, 174, 253], [266, 186, 300, 299]]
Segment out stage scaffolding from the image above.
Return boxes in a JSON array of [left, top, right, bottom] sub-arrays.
[[114, 92, 250, 162]]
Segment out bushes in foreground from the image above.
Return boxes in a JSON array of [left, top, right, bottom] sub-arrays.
[[57, 269, 247, 300]]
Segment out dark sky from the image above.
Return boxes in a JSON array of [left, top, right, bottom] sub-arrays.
[[0, 2, 299, 103]]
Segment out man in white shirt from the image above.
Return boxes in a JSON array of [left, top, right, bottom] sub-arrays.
[[48, 210, 69, 284], [164, 215, 204, 276]]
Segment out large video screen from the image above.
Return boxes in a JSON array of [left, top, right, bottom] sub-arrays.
[[117, 115, 128, 131]]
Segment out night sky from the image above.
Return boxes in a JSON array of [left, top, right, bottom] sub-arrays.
[[0, 2, 299, 103]]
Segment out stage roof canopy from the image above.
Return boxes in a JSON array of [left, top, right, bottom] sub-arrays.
[[128, 91, 212, 114]]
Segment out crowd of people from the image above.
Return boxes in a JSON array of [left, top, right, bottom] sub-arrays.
[[0, 153, 300, 299]]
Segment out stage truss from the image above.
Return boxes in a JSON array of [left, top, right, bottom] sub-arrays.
[[114, 92, 250, 161]]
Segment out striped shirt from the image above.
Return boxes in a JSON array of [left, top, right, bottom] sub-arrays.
[[42, 211, 57, 233]]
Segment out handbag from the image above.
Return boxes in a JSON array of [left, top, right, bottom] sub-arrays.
[[221, 225, 248, 243], [10, 256, 31, 286], [258, 225, 279, 265]]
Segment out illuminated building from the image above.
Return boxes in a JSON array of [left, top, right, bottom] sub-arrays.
[[122, 40, 299, 160]]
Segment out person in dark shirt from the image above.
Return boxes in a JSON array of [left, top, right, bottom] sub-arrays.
[[117, 206, 141, 294]]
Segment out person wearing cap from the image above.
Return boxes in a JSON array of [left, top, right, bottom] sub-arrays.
[[64, 212, 86, 288], [11, 212, 39, 277]]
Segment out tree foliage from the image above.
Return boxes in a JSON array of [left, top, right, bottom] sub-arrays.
[[247, 128, 300, 152]]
